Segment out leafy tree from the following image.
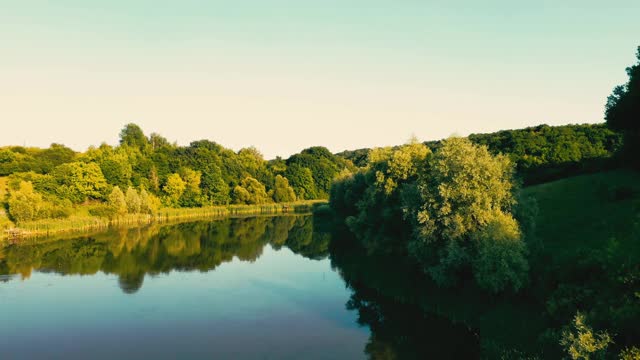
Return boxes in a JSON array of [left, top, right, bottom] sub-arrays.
[[606, 46, 640, 166], [233, 177, 270, 204], [272, 175, 297, 203], [332, 140, 430, 254], [620, 347, 640, 360], [560, 312, 612, 360], [8, 181, 47, 222], [471, 211, 528, 292], [162, 173, 186, 207], [99, 150, 132, 189], [285, 163, 317, 200], [52, 162, 109, 203], [125, 187, 142, 214], [139, 188, 161, 215], [409, 137, 526, 290], [119, 123, 148, 150], [148, 132, 170, 150], [286, 146, 353, 198], [107, 186, 128, 216], [178, 168, 206, 207]]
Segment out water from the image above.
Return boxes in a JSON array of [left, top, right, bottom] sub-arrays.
[[0, 216, 368, 359], [2, 214, 602, 359]]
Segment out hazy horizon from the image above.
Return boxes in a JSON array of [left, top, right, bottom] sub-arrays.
[[2, 0, 639, 158]]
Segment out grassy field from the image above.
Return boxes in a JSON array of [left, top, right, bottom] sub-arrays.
[[520, 169, 640, 355], [522, 169, 640, 265]]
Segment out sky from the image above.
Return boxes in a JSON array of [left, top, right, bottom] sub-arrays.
[[1, 1, 639, 159]]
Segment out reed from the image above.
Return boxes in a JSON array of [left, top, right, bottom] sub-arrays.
[[1, 200, 325, 241]]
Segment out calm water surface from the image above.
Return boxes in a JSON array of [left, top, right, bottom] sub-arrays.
[[0, 216, 368, 359]]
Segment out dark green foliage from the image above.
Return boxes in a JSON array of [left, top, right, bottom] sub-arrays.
[[119, 123, 149, 150], [286, 146, 354, 198], [468, 124, 622, 185], [272, 175, 296, 203], [331, 139, 527, 292], [606, 46, 640, 168], [285, 163, 318, 200], [336, 124, 622, 186], [0, 144, 76, 176]]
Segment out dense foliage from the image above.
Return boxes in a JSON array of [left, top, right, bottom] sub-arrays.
[[332, 137, 529, 292], [606, 46, 640, 168], [330, 168, 640, 358], [0, 124, 353, 224], [337, 123, 622, 185]]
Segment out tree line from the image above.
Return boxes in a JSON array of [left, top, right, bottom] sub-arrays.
[[338, 123, 622, 185], [0, 124, 353, 223], [329, 45, 640, 294]]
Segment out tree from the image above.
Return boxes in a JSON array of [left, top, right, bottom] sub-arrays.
[[52, 162, 109, 203], [272, 175, 297, 203], [410, 137, 526, 290], [233, 177, 270, 204], [286, 147, 342, 198], [99, 150, 133, 189], [107, 186, 128, 217], [605, 46, 640, 166], [119, 123, 148, 150], [178, 168, 205, 207], [139, 188, 161, 215], [285, 164, 317, 200], [471, 211, 528, 292], [149, 132, 170, 150], [560, 312, 612, 360], [125, 187, 142, 214], [8, 181, 47, 222], [162, 173, 186, 207], [331, 140, 430, 254]]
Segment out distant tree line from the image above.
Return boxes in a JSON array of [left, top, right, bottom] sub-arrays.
[[0, 124, 354, 223], [337, 123, 622, 185]]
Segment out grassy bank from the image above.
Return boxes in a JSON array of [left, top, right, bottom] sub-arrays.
[[2, 200, 326, 241]]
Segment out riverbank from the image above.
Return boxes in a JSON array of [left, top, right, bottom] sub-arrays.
[[1, 200, 326, 242]]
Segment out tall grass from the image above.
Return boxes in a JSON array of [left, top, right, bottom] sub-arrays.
[[2, 200, 325, 241]]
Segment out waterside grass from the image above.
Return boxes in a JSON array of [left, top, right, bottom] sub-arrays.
[[2, 200, 326, 242]]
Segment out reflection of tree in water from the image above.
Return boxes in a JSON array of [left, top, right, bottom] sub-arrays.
[[346, 281, 480, 360], [0, 215, 330, 294], [328, 232, 554, 359], [118, 272, 145, 294]]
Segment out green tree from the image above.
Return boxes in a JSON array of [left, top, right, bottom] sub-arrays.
[[272, 175, 297, 203], [178, 168, 206, 207], [119, 123, 149, 150], [107, 186, 128, 217], [162, 173, 186, 207], [606, 46, 640, 166], [233, 177, 270, 204], [99, 150, 133, 189], [125, 187, 142, 214], [471, 211, 528, 292], [7, 181, 47, 222], [410, 137, 526, 290], [52, 162, 109, 203], [560, 312, 612, 360], [139, 188, 161, 215], [285, 164, 317, 200]]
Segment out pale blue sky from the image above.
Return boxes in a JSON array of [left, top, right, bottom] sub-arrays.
[[1, 1, 638, 158]]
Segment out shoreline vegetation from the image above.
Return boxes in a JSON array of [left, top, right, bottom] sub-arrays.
[[1, 200, 325, 242]]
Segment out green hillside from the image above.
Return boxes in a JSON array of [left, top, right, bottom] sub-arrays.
[[523, 170, 640, 355], [523, 170, 640, 264]]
